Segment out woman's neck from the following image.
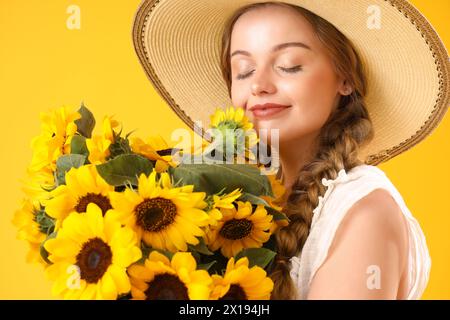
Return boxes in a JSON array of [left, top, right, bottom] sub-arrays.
[[277, 133, 319, 198]]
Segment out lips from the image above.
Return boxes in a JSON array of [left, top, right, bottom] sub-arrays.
[[248, 103, 291, 119]]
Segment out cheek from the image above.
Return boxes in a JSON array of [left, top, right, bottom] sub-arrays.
[[266, 68, 338, 142], [289, 67, 338, 111], [288, 68, 338, 123], [231, 83, 246, 109]]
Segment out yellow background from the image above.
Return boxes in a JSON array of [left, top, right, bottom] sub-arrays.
[[0, 0, 449, 299]]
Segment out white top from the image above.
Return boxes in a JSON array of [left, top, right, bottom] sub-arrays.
[[289, 164, 431, 299]]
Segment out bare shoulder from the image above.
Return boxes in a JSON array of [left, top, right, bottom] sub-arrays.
[[347, 188, 408, 236], [307, 188, 409, 299]]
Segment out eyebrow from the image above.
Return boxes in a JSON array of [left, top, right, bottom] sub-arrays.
[[230, 41, 312, 58]]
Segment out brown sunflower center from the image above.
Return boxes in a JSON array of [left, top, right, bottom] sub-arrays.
[[76, 237, 113, 284], [219, 219, 253, 240], [220, 284, 248, 300], [144, 273, 189, 300], [75, 193, 113, 215], [157, 148, 180, 156], [135, 197, 177, 232]]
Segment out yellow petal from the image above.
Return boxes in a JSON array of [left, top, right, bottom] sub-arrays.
[[240, 268, 267, 289], [80, 283, 97, 300], [235, 257, 250, 269], [77, 165, 97, 190], [85, 203, 105, 238], [250, 231, 270, 243], [100, 271, 117, 300], [45, 238, 80, 260], [188, 283, 211, 300], [109, 265, 131, 294], [128, 264, 154, 282], [113, 246, 140, 268], [231, 240, 244, 256], [148, 251, 171, 266], [167, 227, 188, 252], [171, 252, 196, 273], [155, 160, 169, 173], [131, 286, 147, 300]]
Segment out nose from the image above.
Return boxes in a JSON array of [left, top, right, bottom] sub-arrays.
[[250, 69, 276, 96]]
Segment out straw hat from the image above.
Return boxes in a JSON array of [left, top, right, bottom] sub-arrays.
[[132, 0, 450, 165]]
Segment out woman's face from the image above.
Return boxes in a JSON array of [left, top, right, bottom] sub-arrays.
[[230, 5, 349, 145]]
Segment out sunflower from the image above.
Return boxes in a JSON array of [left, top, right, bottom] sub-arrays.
[[85, 116, 119, 164], [210, 257, 273, 300], [206, 188, 242, 227], [29, 106, 80, 173], [173, 135, 212, 164], [130, 135, 178, 172], [260, 173, 289, 233], [85, 135, 111, 165], [44, 165, 115, 230], [128, 251, 212, 300], [205, 201, 273, 258], [271, 176, 286, 203], [44, 203, 142, 299], [210, 107, 253, 132], [12, 199, 48, 264], [209, 107, 258, 161], [21, 167, 56, 202], [109, 169, 210, 253], [101, 115, 119, 142]]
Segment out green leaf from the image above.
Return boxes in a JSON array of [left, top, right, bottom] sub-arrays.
[[40, 232, 57, 265], [35, 206, 55, 235], [108, 136, 132, 159], [55, 154, 86, 185], [188, 237, 214, 256], [169, 164, 273, 196], [263, 234, 277, 253], [197, 250, 229, 275], [138, 243, 152, 264], [96, 154, 153, 187], [75, 103, 96, 138], [234, 248, 277, 269], [265, 206, 289, 222], [238, 192, 270, 206], [70, 134, 89, 157], [190, 251, 201, 263], [197, 261, 217, 271]]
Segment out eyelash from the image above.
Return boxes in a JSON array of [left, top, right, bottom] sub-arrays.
[[235, 65, 303, 80]]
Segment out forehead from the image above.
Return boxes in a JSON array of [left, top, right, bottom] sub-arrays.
[[230, 5, 317, 52]]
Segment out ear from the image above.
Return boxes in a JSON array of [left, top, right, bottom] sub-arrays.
[[338, 79, 353, 96]]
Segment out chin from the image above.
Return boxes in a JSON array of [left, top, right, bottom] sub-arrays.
[[254, 121, 283, 134]]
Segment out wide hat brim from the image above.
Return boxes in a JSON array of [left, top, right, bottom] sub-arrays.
[[132, 0, 450, 165]]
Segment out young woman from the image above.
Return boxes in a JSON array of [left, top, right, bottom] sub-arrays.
[[133, 0, 449, 299]]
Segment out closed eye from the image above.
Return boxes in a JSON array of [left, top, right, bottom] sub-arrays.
[[236, 70, 254, 80], [235, 65, 302, 80], [279, 65, 303, 73]]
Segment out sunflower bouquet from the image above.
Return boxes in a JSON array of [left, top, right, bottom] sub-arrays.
[[13, 104, 289, 300]]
